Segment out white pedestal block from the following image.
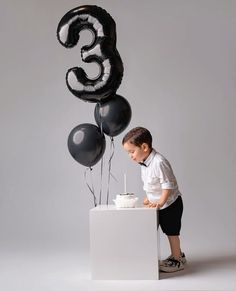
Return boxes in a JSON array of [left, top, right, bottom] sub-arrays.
[[90, 205, 159, 280]]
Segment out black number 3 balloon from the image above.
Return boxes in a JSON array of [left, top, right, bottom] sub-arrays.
[[57, 5, 124, 103]]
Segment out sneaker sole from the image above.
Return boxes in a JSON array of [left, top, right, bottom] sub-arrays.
[[159, 265, 185, 273]]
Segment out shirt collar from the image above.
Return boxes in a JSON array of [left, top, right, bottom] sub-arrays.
[[141, 149, 156, 167]]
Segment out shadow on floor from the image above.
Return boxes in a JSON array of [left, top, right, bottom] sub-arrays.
[[160, 253, 236, 280]]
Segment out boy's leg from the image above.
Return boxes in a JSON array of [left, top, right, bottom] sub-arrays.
[[160, 236, 185, 272], [167, 235, 181, 259]]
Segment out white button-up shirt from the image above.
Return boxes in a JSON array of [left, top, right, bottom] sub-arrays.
[[141, 149, 181, 209]]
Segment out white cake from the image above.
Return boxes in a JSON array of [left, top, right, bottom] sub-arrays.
[[113, 193, 138, 208]]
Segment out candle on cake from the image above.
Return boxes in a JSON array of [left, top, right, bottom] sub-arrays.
[[124, 173, 127, 194]]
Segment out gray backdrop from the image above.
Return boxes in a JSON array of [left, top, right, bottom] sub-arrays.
[[1, 0, 236, 258]]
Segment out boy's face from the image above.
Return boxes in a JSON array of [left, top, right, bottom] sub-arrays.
[[123, 141, 150, 163]]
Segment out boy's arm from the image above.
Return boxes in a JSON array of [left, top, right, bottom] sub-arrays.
[[148, 189, 172, 208]]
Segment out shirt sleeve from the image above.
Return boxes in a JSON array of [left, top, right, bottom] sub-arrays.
[[158, 159, 176, 189]]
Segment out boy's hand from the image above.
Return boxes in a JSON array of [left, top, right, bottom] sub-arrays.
[[143, 197, 150, 205], [148, 201, 161, 209]]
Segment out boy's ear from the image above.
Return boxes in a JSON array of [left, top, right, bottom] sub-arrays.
[[141, 143, 149, 152]]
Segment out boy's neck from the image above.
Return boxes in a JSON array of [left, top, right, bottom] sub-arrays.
[[143, 148, 152, 162]]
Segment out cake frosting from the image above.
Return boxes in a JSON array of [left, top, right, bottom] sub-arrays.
[[113, 193, 138, 208]]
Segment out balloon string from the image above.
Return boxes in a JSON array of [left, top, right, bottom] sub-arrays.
[[106, 137, 115, 205], [99, 155, 104, 205], [98, 101, 104, 205], [84, 167, 97, 207]]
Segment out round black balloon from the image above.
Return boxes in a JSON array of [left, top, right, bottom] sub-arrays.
[[68, 123, 106, 167], [94, 94, 132, 137]]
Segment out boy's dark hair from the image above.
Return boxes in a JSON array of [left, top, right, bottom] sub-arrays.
[[122, 127, 152, 148]]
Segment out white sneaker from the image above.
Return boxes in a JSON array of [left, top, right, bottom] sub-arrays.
[[159, 258, 184, 273], [160, 252, 186, 267]]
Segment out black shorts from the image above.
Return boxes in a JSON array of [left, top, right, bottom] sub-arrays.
[[158, 196, 183, 236]]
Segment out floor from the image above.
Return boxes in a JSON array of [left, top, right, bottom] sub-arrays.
[[1, 246, 236, 291]]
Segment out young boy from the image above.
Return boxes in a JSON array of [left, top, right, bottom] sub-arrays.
[[122, 127, 186, 272]]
